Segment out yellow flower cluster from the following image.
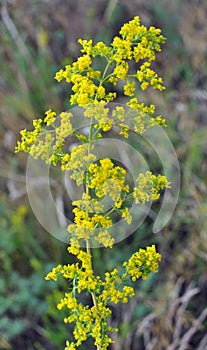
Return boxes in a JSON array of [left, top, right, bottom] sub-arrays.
[[61, 143, 96, 186], [66, 158, 137, 247], [45, 249, 120, 349], [74, 208, 112, 229], [56, 112, 73, 140], [123, 81, 136, 96], [61, 297, 115, 349], [67, 206, 113, 247], [44, 109, 56, 126], [84, 101, 114, 132], [45, 251, 99, 293], [15, 119, 43, 154], [62, 143, 87, 171], [102, 269, 135, 304], [119, 17, 165, 60], [123, 245, 162, 281], [54, 56, 114, 107], [54, 16, 165, 110], [45, 241, 162, 349], [16, 15, 167, 173], [136, 62, 165, 91], [121, 207, 132, 224], [95, 230, 114, 249], [88, 158, 129, 203], [133, 171, 171, 204], [15, 110, 74, 166], [72, 193, 104, 213], [111, 101, 166, 138]]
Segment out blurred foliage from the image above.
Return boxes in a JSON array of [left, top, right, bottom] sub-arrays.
[[1, 0, 207, 349], [0, 196, 57, 349]]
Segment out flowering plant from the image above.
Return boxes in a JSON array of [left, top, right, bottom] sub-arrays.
[[16, 16, 170, 350]]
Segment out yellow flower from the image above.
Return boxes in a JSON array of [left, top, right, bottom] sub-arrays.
[[133, 171, 170, 205], [111, 36, 132, 63], [65, 341, 76, 350], [95, 230, 114, 248], [97, 86, 105, 99], [73, 55, 92, 72], [123, 245, 161, 281], [93, 41, 112, 57], [123, 81, 136, 96], [112, 106, 125, 122], [44, 109, 56, 126], [119, 16, 141, 40], [137, 62, 165, 91], [113, 61, 129, 79], [55, 69, 64, 82], [121, 207, 132, 224], [78, 39, 93, 55], [88, 158, 128, 199]]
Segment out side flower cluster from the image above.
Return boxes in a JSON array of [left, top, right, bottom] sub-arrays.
[[123, 245, 161, 281], [133, 171, 171, 204]]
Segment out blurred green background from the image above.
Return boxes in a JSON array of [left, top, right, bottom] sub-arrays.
[[1, 0, 207, 349]]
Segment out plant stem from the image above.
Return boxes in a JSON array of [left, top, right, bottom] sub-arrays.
[[84, 61, 114, 349], [101, 60, 112, 82], [86, 117, 99, 313]]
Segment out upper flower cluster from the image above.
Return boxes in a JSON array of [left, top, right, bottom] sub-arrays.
[[15, 17, 167, 167], [55, 16, 166, 107], [15, 16, 169, 250]]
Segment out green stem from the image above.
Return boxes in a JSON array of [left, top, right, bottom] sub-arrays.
[[95, 191, 134, 219], [86, 117, 94, 195], [85, 116, 99, 332], [86, 247, 100, 350], [84, 61, 114, 350], [101, 71, 114, 85], [101, 60, 112, 82], [92, 126, 101, 141]]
